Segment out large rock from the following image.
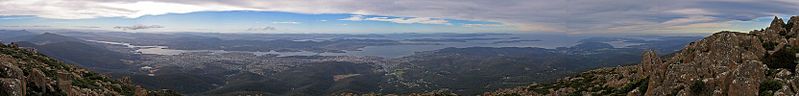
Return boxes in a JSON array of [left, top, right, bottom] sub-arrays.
[[0, 78, 23, 96], [643, 32, 767, 95], [0, 59, 25, 96], [28, 68, 53, 91], [787, 16, 799, 38], [727, 60, 766, 96], [0, 61, 23, 80], [755, 16, 789, 50], [638, 50, 661, 77]]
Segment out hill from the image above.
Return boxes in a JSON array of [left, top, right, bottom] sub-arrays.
[[0, 30, 37, 41], [484, 16, 799, 96], [12, 33, 132, 70], [0, 42, 179, 95]]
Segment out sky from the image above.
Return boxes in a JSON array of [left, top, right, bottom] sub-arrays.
[[1, 0, 798, 34]]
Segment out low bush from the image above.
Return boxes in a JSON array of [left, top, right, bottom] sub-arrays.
[[759, 79, 782, 96]]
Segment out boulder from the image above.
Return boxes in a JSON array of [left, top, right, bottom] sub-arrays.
[[0, 78, 23, 96], [776, 69, 793, 79], [727, 60, 766, 96]]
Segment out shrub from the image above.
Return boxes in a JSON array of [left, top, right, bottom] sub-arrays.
[[616, 78, 648, 94], [764, 46, 799, 70], [691, 80, 705, 94], [759, 79, 782, 96], [764, 42, 779, 50]]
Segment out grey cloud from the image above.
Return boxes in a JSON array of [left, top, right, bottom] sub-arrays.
[[4, 0, 799, 33], [72, 26, 102, 28], [144, 0, 799, 33]]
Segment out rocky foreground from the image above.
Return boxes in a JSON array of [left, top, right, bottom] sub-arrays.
[[482, 16, 799, 96], [0, 43, 180, 95]]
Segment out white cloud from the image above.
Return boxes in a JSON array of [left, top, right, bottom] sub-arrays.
[[339, 15, 450, 25], [1, 25, 51, 28], [247, 26, 277, 31], [0, 0, 252, 19], [114, 25, 163, 30], [338, 15, 366, 21]]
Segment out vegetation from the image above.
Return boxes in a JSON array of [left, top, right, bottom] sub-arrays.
[[763, 42, 778, 50], [515, 67, 645, 96], [620, 78, 648, 95], [764, 46, 799, 70], [691, 80, 706, 94], [759, 79, 782, 96]]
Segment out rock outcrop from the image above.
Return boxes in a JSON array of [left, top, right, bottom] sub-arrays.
[[643, 31, 767, 95], [0, 42, 180, 95], [485, 16, 799, 96]]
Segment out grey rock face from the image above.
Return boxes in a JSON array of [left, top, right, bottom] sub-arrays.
[[640, 16, 799, 96], [642, 31, 766, 95]]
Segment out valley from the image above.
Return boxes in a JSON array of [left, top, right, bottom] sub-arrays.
[[0, 30, 701, 95]]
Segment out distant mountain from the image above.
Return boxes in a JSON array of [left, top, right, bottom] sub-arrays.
[[0, 30, 37, 42], [11, 33, 132, 70], [0, 43, 179, 95], [484, 16, 799, 96], [25, 32, 88, 45]]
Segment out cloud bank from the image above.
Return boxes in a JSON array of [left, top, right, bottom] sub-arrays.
[[2, 0, 799, 34], [114, 25, 163, 30], [339, 15, 450, 25], [247, 26, 277, 31]]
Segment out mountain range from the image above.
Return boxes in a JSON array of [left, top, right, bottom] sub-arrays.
[[0, 30, 701, 95]]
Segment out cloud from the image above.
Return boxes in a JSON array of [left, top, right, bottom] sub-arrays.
[[339, 15, 450, 25], [72, 26, 101, 28], [272, 21, 301, 24], [463, 24, 503, 27], [114, 25, 163, 30], [3, 0, 799, 33], [0, 0, 252, 19], [339, 15, 366, 21], [0, 16, 33, 20], [1, 25, 51, 28], [247, 26, 277, 31]]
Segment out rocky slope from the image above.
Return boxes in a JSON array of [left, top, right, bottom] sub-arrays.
[[484, 16, 799, 96], [0, 42, 179, 95]]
